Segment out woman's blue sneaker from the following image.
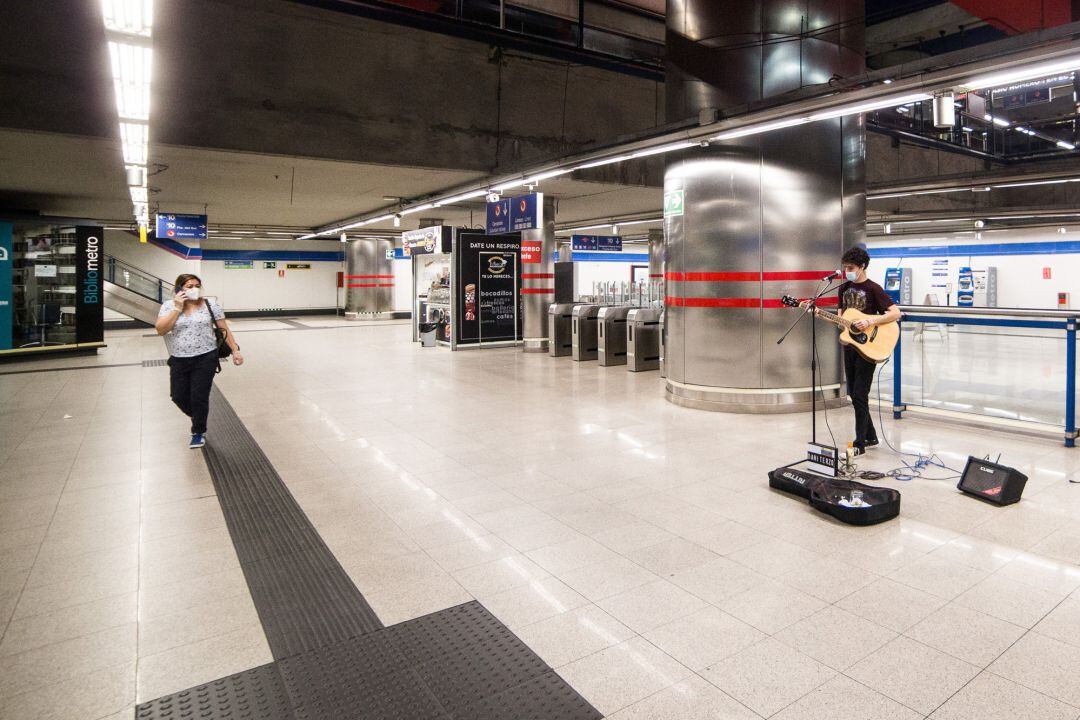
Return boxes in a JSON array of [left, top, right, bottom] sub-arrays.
[[189, 433, 206, 448]]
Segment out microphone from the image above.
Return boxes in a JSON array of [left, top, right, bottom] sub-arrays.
[[821, 270, 842, 281]]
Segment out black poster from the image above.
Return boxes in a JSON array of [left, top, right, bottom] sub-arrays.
[[75, 225, 104, 344], [455, 233, 521, 345]]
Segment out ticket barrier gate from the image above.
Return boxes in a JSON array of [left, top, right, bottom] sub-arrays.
[[626, 307, 661, 371], [571, 304, 602, 361], [598, 306, 632, 366], [548, 303, 578, 357]]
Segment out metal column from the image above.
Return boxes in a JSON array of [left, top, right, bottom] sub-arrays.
[[664, 0, 865, 413], [522, 195, 556, 352], [345, 238, 394, 317]]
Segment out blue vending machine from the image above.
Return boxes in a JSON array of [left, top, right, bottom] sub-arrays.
[[957, 266, 975, 307], [883, 267, 911, 305]]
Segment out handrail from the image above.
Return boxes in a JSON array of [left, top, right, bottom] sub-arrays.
[[892, 312, 1078, 447], [104, 254, 169, 304], [899, 305, 1080, 319]]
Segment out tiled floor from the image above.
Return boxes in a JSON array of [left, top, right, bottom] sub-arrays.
[[1, 317, 1079, 719]]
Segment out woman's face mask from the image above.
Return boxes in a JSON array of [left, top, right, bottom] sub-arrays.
[[183, 286, 201, 300]]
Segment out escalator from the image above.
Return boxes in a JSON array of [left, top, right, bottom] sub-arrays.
[[103, 255, 170, 326]]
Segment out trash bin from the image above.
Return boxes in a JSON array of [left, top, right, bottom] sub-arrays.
[[419, 322, 438, 347]]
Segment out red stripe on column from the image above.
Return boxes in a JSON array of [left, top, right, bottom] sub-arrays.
[[522, 273, 555, 279], [347, 283, 395, 288], [521, 288, 555, 295], [665, 271, 835, 282], [666, 296, 840, 308], [649, 274, 663, 278], [346, 274, 395, 279]]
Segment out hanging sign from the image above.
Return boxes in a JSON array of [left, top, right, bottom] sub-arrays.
[[572, 235, 622, 252], [486, 193, 542, 234], [155, 213, 208, 240], [510, 193, 541, 232]]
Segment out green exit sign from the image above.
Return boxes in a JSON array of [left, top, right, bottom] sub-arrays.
[[664, 189, 684, 217]]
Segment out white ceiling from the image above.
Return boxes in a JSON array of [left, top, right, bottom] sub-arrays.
[[0, 126, 663, 237]]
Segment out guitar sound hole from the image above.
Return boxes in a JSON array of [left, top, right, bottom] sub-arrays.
[[851, 332, 868, 344]]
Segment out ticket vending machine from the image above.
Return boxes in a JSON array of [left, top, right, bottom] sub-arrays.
[[884, 267, 912, 305], [957, 266, 975, 307]]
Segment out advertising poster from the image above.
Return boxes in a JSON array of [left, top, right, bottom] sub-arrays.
[[0, 222, 11, 350], [402, 226, 447, 256], [75, 226, 104, 344], [454, 233, 522, 345]]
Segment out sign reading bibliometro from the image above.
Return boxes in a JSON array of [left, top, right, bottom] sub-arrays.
[[486, 193, 542, 234], [155, 213, 208, 240]]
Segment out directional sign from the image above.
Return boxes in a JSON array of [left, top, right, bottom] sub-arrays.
[[155, 213, 208, 240]]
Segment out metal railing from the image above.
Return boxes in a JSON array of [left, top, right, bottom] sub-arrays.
[[887, 305, 1078, 447], [104, 255, 169, 304]]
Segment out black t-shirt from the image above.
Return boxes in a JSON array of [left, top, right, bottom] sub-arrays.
[[839, 279, 894, 315]]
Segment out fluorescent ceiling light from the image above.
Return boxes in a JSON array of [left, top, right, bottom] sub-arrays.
[[119, 122, 148, 165], [961, 59, 1080, 91], [108, 42, 152, 121], [440, 189, 488, 205], [630, 142, 697, 159], [574, 155, 631, 170], [493, 180, 526, 193], [129, 186, 147, 203], [807, 93, 932, 121], [400, 203, 434, 216], [102, 0, 153, 36], [983, 114, 1010, 127], [714, 117, 808, 140], [1058, 140, 1076, 150]]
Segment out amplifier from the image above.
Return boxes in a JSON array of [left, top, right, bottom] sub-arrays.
[[957, 456, 1028, 506]]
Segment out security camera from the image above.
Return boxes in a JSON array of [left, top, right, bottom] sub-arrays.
[[486, 192, 501, 203]]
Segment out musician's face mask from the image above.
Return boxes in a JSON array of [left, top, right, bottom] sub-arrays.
[[844, 270, 859, 282]]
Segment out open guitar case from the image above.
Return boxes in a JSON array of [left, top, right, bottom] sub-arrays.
[[769, 463, 900, 525]]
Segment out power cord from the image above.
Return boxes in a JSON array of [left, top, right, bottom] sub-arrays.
[[873, 358, 964, 482]]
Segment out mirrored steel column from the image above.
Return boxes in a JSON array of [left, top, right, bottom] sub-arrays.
[[522, 195, 556, 352], [345, 238, 394, 316], [664, 0, 865, 412]]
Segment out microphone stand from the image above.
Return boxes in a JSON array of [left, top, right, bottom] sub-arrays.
[[777, 277, 841, 446]]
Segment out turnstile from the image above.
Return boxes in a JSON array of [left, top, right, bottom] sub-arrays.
[[571, 304, 602, 361], [626, 307, 661, 371], [598, 306, 632, 366], [548, 303, 578, 357]]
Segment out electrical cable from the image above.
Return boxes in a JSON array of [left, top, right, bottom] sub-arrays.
[[873, 357, 965, 482]]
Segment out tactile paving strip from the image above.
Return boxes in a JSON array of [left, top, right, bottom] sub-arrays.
[[135, 663, 292, 720], [202, 387, 382, 658], [138, 603, 601, 720]]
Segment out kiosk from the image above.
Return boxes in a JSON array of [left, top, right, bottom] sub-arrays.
[[883, 267, 912, 305]]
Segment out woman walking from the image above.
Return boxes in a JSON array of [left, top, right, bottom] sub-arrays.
[[156, 273, 243, 448]]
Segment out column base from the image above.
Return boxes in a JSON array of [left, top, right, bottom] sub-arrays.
[[522, 338, 549, 353], [666, 379, 845, 413]]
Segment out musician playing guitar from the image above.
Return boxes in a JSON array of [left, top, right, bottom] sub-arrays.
[[835, 247, 901, 455]]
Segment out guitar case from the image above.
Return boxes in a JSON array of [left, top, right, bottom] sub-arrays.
[[768, 464, 900, 525]]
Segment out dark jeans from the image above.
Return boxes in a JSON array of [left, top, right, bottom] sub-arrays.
[[168, 350, 218, 434], [844, 345, 878, 449]]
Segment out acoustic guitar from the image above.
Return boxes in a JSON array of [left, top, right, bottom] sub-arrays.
[[780, 295, 899, 363]]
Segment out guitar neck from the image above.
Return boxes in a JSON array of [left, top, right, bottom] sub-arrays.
[[813, 307, 850, 329]]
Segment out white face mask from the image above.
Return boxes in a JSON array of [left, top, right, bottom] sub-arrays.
[[184, 287, 201, 301], [844, 271, 859, 283]]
